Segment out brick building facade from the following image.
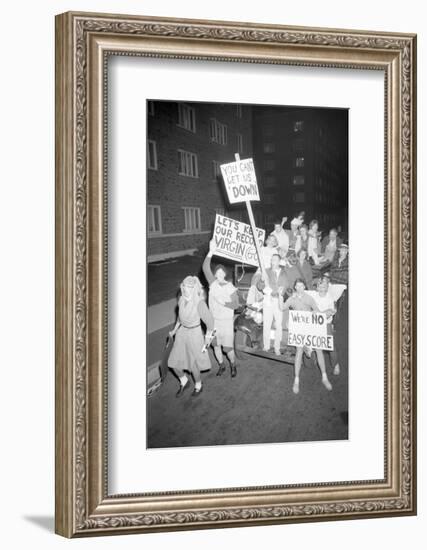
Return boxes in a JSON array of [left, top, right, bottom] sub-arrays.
[[147, 100, 259, 262], [147, 101, 348, 262]]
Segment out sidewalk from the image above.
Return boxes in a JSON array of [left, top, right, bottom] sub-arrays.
[[147, 252, 236, 306], [147, 253, 206, 306]]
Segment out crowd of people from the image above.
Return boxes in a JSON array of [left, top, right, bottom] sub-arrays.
[[167, 212, 348, 398], [259, 213, 348, 286]]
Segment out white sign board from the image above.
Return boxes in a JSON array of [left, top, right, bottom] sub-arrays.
[[220, 158, 259, 204], [213, 214, 265, 267], [287, 310, 334, 351]]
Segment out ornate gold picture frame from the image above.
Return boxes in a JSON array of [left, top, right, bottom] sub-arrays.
[[55, 11, 416, 537]]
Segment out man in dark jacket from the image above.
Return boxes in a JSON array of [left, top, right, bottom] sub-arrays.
[[321, 228, 343, 263], [330, 243, 349, 285]]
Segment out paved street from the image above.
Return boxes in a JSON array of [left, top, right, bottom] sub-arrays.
[[147, 294, 348, 448], [147, 253, 348, 448]]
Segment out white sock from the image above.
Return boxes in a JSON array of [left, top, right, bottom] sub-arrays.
[[294, 376, 300, 384], [179, 375, 188, 386], [194, 381, 202, 390], [322, 373, 328, 381]]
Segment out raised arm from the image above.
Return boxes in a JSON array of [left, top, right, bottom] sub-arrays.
[[202, 239, 216, 285]]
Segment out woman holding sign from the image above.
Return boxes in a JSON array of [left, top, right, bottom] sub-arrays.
[[203, 240, 239, 378], [280, 279, 333, 395], [309, 276, 341, 376]]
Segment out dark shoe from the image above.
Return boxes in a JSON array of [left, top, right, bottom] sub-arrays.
[[191, 385, 203, 397], [175, 381, 190, 398], [216, 363, 226, 376], [230, 364, 237, 378]]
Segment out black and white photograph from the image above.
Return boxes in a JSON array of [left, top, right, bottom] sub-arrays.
[[146, 100, 349, 449]]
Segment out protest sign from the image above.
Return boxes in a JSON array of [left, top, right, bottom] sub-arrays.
[[213, 214, 265, 267], [287, 310, 334, 351], [220, 157, 259, 204]]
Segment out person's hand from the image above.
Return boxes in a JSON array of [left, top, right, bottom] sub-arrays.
[[263, 286, 272, 296], [215, 296, 226, 305], [278, 286, 284, 296], [209, 239, 217, 254], [168, 330, 176, 339], [282, 217, 287, 224]]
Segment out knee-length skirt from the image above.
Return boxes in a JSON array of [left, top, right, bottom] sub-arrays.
[[213, 317, 234, 349], [168, 326, 211, 374]]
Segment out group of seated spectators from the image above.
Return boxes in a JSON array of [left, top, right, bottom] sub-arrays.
[[259, 213, 349, 290]]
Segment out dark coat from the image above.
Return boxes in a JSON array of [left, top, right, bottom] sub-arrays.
[[330, 252, 349, 284], [294, 260, 314, 290], [321, 235, 343, 254], [254, 267, 289, 298]]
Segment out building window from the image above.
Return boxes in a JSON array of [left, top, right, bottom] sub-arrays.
[[293, 191, 305, 203], [235, 104, 242, 118], [263, 142, 275, 154], [210, 118, 228, 145], [148, 101, 155, 116], [264, 175, 276, 188], [293, 175, 305, 185], [147, 140, 158, 170], [177, 103, 196, 132], [212, 160, 221, 179], [264, 194, 276, 205], [148, 205, 162, 235], [293, 138, 304, 152], [183, 207, 201, 232], [178, 149, 198, 177], [294, 120, 304, 132], [264, 159, 275, 171], [236, 133, 243, 154], [263, 125, 274, 138], [295, 156, 305, 167], [215, 207, 226, 217]]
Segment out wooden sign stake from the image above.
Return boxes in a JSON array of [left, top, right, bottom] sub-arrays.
[[234, 153, 267, 282]]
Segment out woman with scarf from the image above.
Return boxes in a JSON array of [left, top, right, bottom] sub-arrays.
[[168, 275, 215, 397]]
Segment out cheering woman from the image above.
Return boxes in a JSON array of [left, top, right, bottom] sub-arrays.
[[280, 278, 333, 394]]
